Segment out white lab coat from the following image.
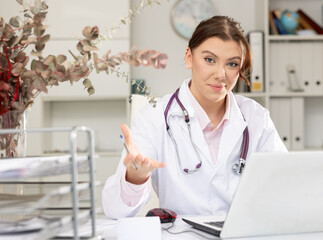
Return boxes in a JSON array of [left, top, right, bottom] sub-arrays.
[[102, 79, 287, 219]]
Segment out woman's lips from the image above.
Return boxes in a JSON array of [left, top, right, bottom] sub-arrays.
[[209, 84, 225, 91]]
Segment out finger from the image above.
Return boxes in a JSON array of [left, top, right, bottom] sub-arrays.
[[123, 153, 134, 168], [141, 157, 150, 168], [120, 124, 132, 146], [133, 153, 144, 167], [149, 158, 166, 169]]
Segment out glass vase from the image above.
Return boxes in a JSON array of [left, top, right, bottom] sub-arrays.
[[0, 110, 27, 158]]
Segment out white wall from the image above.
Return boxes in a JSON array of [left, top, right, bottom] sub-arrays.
[[130, 0, 263, 96]]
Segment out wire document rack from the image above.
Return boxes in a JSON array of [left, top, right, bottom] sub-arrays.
[[0, 126, 99, 240]]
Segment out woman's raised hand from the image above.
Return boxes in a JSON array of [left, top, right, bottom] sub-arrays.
[[120, 124, 166, 185]]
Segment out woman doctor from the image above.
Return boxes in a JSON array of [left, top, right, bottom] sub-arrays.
[[102, 16, 287, 219]]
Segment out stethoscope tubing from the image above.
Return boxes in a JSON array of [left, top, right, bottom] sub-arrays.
[[164, 87, 249, 174]]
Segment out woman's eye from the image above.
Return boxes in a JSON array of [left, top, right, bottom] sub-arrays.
[[205, 57, 215, 63], [228, 62, 239, 67]]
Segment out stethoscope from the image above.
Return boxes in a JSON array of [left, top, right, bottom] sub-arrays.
[[164, 88, 249, 175]]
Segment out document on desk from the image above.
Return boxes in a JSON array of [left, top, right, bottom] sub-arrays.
[[117, 216, 161, 240], [0, 215, 61, 234], [0, 155, 89, 179], [0, 183, 91, 214]]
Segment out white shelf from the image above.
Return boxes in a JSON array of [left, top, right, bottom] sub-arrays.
[[238, 92, 267, 98], [269, 92, 323, 97], [97, 151, 122, 158], [270, 0, 322, 1], [268, 35, 323, 41], [296, 148, 323, 151], [41, 95, 129, 102]]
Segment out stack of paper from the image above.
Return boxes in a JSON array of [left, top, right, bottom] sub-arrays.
[[0, 215, 61, 234], [0, 182, 93, 215], [0, 210, 91, 239], [0, 155, 90, 179]]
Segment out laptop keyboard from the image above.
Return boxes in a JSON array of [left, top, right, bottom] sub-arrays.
[[204, 221, 225, 228]]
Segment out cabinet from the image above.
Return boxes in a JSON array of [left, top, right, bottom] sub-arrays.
[[0, 127, 98, 239], [246, 0, 323, 151]]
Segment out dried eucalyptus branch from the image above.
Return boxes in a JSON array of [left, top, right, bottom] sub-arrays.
[[75, 26, 168, 96], [0, 0, 168, 113], [1, 0, 169, 157]]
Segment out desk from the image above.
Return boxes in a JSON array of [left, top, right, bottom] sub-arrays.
[[71, 217, 323, 240], [1, 216, 323, 240]]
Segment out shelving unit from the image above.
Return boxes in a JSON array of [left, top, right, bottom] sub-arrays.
[[263, 0, 323, 150], [268, 35, 323, 41], [0, 127, 99, 239]]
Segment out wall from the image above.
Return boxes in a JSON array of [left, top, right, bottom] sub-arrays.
[[130, 0, 263, 96]]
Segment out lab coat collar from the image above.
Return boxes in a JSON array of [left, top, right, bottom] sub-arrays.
[[168, 78, 196, 118], [177, 78, 247, 128]]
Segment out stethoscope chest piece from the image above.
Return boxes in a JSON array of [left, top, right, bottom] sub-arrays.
[[232, 158, 246, 175]]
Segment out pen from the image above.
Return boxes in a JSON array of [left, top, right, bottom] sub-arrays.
[[120, 134, 138, 170]]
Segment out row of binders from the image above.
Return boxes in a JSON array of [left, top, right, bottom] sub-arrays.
[[269, 9, 323, 35], [270, 98, 304, 150], [269, 41, 323, 94], [240, 35, 323, 94]]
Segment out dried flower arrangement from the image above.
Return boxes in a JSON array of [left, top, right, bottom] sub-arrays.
[[0, 0, 168, 157]]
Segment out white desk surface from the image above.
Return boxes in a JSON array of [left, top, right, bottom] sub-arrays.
[[1, 216, 323, 240]]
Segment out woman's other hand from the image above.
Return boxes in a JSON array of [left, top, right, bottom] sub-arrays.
[[121, 124, 166, 185]]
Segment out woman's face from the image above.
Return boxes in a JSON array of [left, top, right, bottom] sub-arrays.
[[185, 37, 242, 107]]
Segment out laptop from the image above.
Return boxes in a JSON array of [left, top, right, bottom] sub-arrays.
[[182, 151, 323, 238]]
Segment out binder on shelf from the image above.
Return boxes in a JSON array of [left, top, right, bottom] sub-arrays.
[[311, 42, 323, 93], [290, 98, 304, 150], [298, 14, 316, 33], [272, 8, 283, 20], [300, 42, 313, 93], [278, 42, 289, 93], [269, 42, 289, 94], [297, 9, 323, 34], [272, 11, 286, 35], [248, 31, 264, 92], [269, 43, 279, 93], [270, 98, 291, 150], [269, 10, 278, 35]]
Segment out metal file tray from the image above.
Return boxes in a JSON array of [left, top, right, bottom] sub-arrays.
[[0, 182, 100, 215], [0, 210, 91, 239], [0, 127, 98, 240]]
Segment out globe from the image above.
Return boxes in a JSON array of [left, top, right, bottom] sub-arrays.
[[280, 10, 300, 34]]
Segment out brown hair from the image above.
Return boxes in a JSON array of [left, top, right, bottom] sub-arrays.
[[188, 16, 252, 85]]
